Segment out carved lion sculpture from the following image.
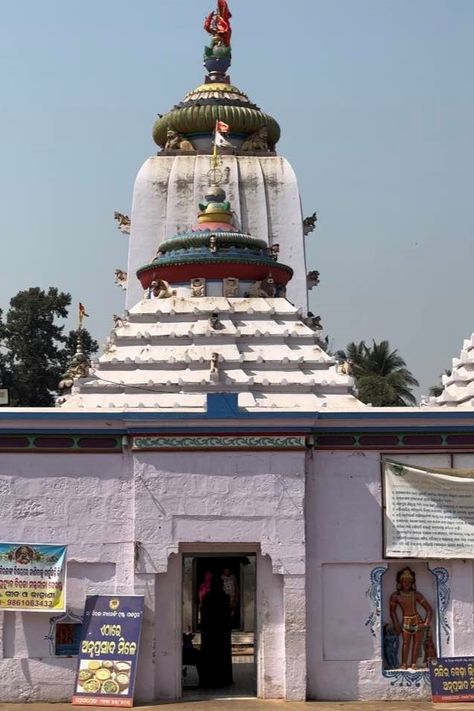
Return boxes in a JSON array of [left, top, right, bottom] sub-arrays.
[[338, 358, 354, 376], [164, 129, 195, 152], [303, 312, 322, 331], [151, 279, 176, 299], [114, 212, 131, 234], [307, 270, 320, 289], [114, 269, 128, 289], [303, 211, 318, 236], [240, 126, 270, 152], [248, 273, 276, 298]]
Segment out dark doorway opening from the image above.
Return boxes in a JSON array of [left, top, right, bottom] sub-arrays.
[[182, 553, 256, 697]]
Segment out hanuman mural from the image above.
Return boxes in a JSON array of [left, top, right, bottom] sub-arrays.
[[384, 567, 436, 670]]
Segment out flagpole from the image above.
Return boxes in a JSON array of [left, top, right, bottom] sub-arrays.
[[212, 119, 219, 170]]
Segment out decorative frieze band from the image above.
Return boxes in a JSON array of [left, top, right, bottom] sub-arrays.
[[314, 431, 474, 449], [132, 434, 306, 451], [0, 435, 122, 453]]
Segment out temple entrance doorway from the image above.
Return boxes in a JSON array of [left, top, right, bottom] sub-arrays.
[[182, 552, 256, 698]]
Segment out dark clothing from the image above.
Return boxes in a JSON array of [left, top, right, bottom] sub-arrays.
[[199, 588, 233, 687], [183, 633, 201, 667]]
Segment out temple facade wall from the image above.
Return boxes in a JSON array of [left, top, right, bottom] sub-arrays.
[[0, 447, 306, 701], [1, 440, 474, 701], [0, 452, 133, 701], [307, 450, 474, 700]]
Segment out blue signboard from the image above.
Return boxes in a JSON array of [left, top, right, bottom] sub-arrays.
[[430, 657, 474, 702], [72, 595, 144, 708]]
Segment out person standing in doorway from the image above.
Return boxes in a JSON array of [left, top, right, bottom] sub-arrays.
[[199, 575, 233, 687], [221, 566, 239, 622]]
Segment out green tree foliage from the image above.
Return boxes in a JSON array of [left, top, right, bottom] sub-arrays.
[[0, 310, 8, 387], [344, 340, 419, 407], [1, 288, 98, 407]]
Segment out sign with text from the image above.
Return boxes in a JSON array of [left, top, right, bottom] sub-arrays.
[[384, 460, 474, 558], [0, 543, 66, 611], [430, 657, 474, 702], [72, 595, 144, 708]]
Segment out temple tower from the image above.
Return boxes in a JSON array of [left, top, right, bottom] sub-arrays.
[[58, 1, 361, 411], [126, 2, 309, 311]]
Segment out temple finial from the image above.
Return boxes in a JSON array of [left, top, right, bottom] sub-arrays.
[[203, 1, 232, 82], [57, 329, 90, 395]]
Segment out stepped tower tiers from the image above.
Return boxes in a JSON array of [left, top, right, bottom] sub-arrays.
[[126, 0, 309, 311], [60, 187, 362, 410], [422, 333, 474, 407]]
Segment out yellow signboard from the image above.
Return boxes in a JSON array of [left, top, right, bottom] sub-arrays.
[[0, 543, 66, 611]]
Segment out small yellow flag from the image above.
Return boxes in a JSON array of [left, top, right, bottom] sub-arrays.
[[78, 302, 89, 327]]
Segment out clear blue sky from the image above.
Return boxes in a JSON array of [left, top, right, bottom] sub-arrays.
[[1, 0, 473, 398]]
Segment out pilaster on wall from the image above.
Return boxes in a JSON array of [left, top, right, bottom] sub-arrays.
[[283, 574, 306, 700], [0, 612, 4, 659], [256, 553, 284, 698], [133, 573, 157, 703], [449, 560, 473, 656]]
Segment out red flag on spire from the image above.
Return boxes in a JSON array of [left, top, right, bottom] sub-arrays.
[[215, 16, 231, 46], [204, 1, 232, 47], [203, 12, 213, 35], [216, 120, 229, 134], [78, 302, 89, 327], [217, 0, 232, 24], [216, 0, 232, 46]]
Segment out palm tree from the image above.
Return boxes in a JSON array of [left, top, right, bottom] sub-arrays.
[[344, 340, 419, 407]]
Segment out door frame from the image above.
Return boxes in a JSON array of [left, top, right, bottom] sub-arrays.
[[180, 544, 258, 697]]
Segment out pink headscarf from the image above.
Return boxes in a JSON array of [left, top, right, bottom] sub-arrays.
[[199, 572, 213, 605]]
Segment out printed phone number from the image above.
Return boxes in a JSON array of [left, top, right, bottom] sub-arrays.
[[3, 598, 58, 607]]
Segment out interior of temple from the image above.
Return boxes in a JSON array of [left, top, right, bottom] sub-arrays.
[[182, 553, 256, 697]]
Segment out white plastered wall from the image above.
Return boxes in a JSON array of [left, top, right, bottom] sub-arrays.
[[0, 452, 132, 702], [132, 449, 306, 701], [126, 155, 308, 312], [307, 450, 474, 701]]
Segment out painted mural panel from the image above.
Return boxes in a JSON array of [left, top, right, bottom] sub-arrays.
[[0, 543, 66, 611], [374, 562, 452, 682]]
